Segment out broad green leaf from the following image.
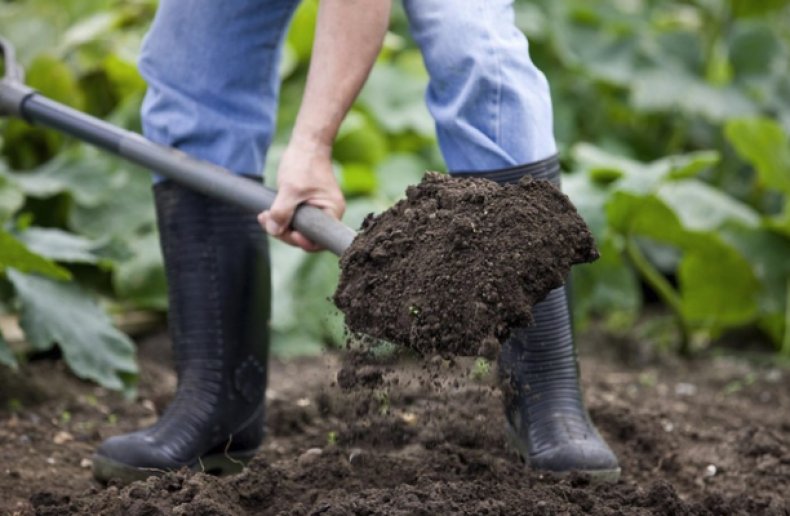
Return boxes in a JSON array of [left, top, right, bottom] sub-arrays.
[[112, 230, 167, 310], [730, 26, 781, 78], [0, 331, 18, 369], [60, 11, 118, 51], [608, 189, 760, 331], [25, 54, 85, 110], [678, 240, 759, 326], [17, 228, 103, 264], [333, 114, 389, 166], [606, 191, 691, 247], [102, 53, 146, 99], [572, 144, 718, 194], [68, 167, 155, 239], [0, 230, 71, 280], [663, 151, 721, 180], [0, 174, 24, 222], [631, 69, 756, 122], [286, 0, 318, 63], [725, 117, 790, 194], [657, 180, 760, 232], [13, 147, 128, 207], [359, 64, 435, 137], [722, 225, 790, 348], [8, 270, 138, 392], [563, 170, 611, 241], [341, 164, 377, 197]]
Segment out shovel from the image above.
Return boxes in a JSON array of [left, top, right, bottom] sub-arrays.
[[0, 37, 356, 256]]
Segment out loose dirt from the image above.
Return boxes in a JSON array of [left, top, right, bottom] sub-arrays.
[[2, 327, 788, 515], [334, 173, 599, 357]]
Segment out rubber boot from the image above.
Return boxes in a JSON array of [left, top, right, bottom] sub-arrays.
[[451, 156, 621, 482], [93, 180, 271, 484]]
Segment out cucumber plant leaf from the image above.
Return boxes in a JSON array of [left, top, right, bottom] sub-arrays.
[[7, 269, 138, 393], [0, 230, 71, 280]]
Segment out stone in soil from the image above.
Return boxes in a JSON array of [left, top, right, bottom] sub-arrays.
[[334, 172, 598, 357]]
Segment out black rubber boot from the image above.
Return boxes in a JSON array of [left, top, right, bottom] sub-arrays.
[[452, 156, 620, 482], [93, 180, 271, 484]]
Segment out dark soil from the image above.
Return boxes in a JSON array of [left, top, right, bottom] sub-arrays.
[[3, 327, 789, 515], [334, 173, 599, 357]]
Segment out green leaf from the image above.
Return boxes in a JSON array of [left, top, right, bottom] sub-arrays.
[[607, 188, 760, 331], [68, 166, 155, 238], [606, 191, 690, 247], [25, 54, 85, 110], [678, 239, 759, 327], [730, 0, 790, 18], [0, 230, 71, 280], [721, 225, 790, 347], [17, 228, 103, 264], [631, 69, 756, 122], [13, 147, 129, 207], [572, 144, 719, 194], [286, 0, 318, 63], [112, 230, 167, 310], [0, 331, 18, 370], [657, 179, 760, 232], [341, 163, 377, 197], [0, 174, 24, 222], [359, 64, 435, 136], [563, 170, 613, 241], [333, 113, 389, 166], [7, 270, 138, 392], [725, 117, 790, 194]]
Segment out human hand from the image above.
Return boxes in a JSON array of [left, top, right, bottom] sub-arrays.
[[258, 134, 345, 252]]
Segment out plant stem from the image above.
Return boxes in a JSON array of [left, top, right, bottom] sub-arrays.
[[624, 237, 691, 355]]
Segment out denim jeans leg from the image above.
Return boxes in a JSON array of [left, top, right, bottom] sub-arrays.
[[139, 0, 301, 177], [402, 0, 557, 172]]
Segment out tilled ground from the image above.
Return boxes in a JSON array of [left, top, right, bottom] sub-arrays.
[[1, 328, 789, 515]]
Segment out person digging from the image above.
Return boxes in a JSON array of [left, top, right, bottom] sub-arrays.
[[92, 0, 621, 484]]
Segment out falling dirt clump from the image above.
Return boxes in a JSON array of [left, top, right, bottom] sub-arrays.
[[334, 172, 598, 356]]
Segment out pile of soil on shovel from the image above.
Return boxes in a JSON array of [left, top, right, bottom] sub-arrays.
[[335, 172, 598, 357]]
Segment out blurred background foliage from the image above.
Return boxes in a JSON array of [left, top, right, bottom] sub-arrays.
[[0, 0, 789, 392]]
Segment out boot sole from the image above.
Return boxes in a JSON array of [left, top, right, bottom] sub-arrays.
[[92, 448, 258, 485], [504, 423, 621, 483]]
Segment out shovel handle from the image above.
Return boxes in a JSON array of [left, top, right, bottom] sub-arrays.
[[0, 37, 355, 256]]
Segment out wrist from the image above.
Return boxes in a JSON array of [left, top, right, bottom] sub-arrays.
[[289, 124, 335, 157]]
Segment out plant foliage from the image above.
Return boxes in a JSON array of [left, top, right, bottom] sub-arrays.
[[0, 0, 789, 390]]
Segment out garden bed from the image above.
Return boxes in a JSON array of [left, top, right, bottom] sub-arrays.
[[1, 328, 788, 515]]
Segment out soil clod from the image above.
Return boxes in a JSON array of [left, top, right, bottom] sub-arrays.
[[335, 172, 598, 356]]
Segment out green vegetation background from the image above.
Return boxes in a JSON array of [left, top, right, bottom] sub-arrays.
[[1, 0, 789, 393]]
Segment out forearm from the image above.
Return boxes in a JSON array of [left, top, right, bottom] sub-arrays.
[[291, 0, 392, 150]]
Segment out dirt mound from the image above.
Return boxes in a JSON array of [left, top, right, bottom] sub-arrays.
[[23, 346, 790, 516], [334, 173, 598, 357]]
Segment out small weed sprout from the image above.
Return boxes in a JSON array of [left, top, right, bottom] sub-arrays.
[[327, 431, 338, 446], [471, 358, 491, 381]]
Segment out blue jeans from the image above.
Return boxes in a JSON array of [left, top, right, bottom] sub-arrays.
[[139, 0, 556, 176]]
